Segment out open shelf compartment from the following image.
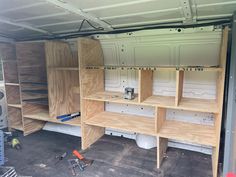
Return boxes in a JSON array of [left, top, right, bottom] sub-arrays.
[[5, 85, 21, 105], [159, 120, 216, 146], [23, 103, 81, 126], [84, 111, 155, 136], [175, 70, 220, 113], [45, 41, 80, 118], [139, 70, 176, 107], [8, 106, 23, 131], [156, 107, 217, 146]]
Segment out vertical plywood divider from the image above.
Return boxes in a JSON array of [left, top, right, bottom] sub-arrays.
[[78, 38, 105, 150], [156, 107, 166, 132], [175, 70, 184, 106], [22, 103, 46, 135], [138, 70, 153, 102], [157, 137, 168, 168], [212, 27, 228, 177], [45, 41, 80, 118], [156, 107, 167, 168]]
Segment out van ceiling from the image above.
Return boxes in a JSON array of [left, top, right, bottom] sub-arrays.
[[0, 0, 235, 40]]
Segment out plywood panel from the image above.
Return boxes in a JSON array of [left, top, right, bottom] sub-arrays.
[[78, 38, 103, 68], [143, 95, 175, 107], [3, 61, 18, 83], [175, 70, 184, 106], [85, 111, 156, 136], [23, 118, 45, 136], [5, 85, 20, 104], [23, 103, 80, 126], [8, 106, 23, 130], [139, 70, 153, 102], [81, 100, 104, 149], [45, 41, 80, 118], [156, 107, 166, 132], [178, 97, 218, 113], [18, 66, 47, 83], [0, 43, 16, 61], [45, 41, 78, 67], [212, 27, 228, 177], [47, 70, 80, 117], [158, 120, 216, 146], [16, 42, 46, 66], [78, 38, 105, 150], [157, 137, 168, 168], [22, 103, 46, 135], [21, 90, 47, 100], [85, 91, 139, 105]]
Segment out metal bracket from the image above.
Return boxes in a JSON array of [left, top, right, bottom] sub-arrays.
[[180, 0, 196, 24]]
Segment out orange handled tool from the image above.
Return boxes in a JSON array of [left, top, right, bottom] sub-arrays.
[[73, 150, 84, 160], [72, 150, 94, 166]]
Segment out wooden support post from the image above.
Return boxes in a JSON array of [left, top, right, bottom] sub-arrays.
[[157, 137, 168, 168], [212, 27, 228, 177], [175, 70, 184, 106], [78, 38, 105, 150], [156, 107, 166, 132], [138, 70, 153, 102], [156, 107, 167, 168]]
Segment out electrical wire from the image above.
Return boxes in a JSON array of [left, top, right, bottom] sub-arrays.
[[78, 19, 104, 32], [16, 18, 231, 41]]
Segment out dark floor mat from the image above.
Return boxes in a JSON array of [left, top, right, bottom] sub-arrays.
[[4, 130, 212, 177]]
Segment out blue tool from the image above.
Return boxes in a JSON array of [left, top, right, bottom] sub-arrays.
[[57, 112, 80, 122]]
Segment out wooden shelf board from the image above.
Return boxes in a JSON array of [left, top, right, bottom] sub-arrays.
[[22, 98, 48, 105], [24, 109, 81, 126], [178, 97, 218, 113], [8, 104, 22, 108], [10, 124, 23, 131], [48, 67, 79, 71], [85, 65, 222, 72], [143, 96, 218, 113], [5, 83, 19, 86], [84, 91, 139, 105], [158, 120, 216, 147], [143, 95, 175, 107], [84, 111, 156, 136], [22, 89, 48, 94], [20, 82, 47, 86]]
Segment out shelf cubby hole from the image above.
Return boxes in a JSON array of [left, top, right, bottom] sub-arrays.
[[175, 70, 220, 113], [84, 100, 155, 136], [3, 61, 19, 83], [156, 107, 217, 147], [8, 106, 23, 130], [5, 85, 21, 105], [139, 70, 176, 107]]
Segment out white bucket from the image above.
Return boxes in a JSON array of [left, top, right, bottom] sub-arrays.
[[135, 133, 157, 149]]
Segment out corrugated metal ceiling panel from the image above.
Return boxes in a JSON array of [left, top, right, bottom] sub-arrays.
[[0, 0, 235, 40]]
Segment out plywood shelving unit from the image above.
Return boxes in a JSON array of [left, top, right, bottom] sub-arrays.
[[79, 27, 228, 177], [16, 42, 49, 135], [0, 43, 23, 131], [1, 41, 81, 135]]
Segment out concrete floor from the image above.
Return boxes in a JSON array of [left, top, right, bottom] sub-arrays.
[[4, 130, 213, 177]]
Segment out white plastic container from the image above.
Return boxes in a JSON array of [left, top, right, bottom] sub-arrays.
[[135, 133, 157, 149]]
